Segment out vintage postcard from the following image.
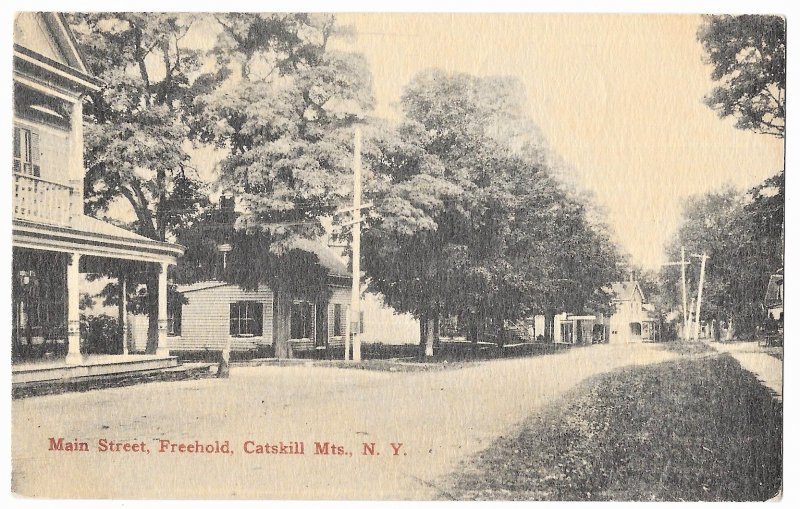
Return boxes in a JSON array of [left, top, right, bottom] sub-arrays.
[[9, 9, 785, 502]]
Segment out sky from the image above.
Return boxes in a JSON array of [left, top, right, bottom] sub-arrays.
[[34, 11, 786, 272], [332, 13, 785, 270]]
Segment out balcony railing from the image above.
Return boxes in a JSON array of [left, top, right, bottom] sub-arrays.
[[13, 172, 72, 226]]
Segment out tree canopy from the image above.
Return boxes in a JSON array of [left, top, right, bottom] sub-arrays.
[[68, 13, 212, 241], [361, 70, 623, 343], [193, 13, 374, 250], [698, 15, 785, 138], [661, 171, 784, 335]]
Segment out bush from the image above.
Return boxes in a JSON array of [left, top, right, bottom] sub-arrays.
[[80, 314, 121, 354]]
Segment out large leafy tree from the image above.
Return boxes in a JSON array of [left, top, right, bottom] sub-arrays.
[[176, 14, 374, 363], [695, 14, 784, 336], [69, 13, 213, 239], [68, 13, 218, 352], [193, 13, 374, 248], [362, 70, 622, 354], [698, 15, 785, 138]]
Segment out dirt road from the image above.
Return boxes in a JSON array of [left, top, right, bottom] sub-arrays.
[[12, 343, 675, 499]]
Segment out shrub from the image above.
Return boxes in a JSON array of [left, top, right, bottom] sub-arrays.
[[80, 314, 121, 355]]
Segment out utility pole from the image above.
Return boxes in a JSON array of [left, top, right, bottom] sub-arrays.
[[334, 127, 373, 361], [662, 246, 690, 339], [691, 253, 709, 341], [350, 127, 363, 362], [681, 247, 689, 336]]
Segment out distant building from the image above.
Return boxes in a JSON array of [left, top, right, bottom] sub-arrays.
[[359, 291, 420, 345], [605, 281, 655, 343]]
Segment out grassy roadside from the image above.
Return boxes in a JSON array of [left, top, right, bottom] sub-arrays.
[[440, 352, 782, 501]]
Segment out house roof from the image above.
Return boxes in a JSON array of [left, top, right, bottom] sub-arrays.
[[177, 239, 349, 294], [606, 281, 645, 302], [177, 281, 230, 294], [13, 214, 184, 264], [13, 13, 102, 92], [289, 238, 349, 278]]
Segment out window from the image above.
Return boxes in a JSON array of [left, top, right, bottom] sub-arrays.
[[359, 311, 365, 334], [230, 301, 263, 337], [333, 304, 343, 337], [167, 301, 182, 336], [560, 322, 573, 343], [291, 302, 315, 340], [13, 126, 40, 177]]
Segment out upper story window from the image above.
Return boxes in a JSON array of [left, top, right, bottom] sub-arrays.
[[14, 83, 71, 130], [13, 126, 40, 177]]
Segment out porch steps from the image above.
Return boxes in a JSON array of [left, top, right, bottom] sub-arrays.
[[12, 362, 216, 399]]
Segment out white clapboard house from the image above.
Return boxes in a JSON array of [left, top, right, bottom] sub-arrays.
[[171, 240, 352, 359]]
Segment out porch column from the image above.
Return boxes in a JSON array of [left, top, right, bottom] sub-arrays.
[[65, 253, 82, 365], [118, 274, 129, 355], [68, 99, 84, 221], [155, 262, 171, 357]]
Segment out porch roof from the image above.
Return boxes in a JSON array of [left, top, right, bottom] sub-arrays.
[[13, 215, 184, 264]]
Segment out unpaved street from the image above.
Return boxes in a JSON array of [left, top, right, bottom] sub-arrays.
[[13, 343, 676, 499]]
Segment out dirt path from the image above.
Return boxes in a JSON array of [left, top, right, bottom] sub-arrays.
[[12, 343, 675, 499], [711, 341, 783, 401]]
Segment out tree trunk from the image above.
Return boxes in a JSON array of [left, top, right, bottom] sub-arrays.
[[217, 345, 231, 378], [273, 289, 292, 359], [497, 318, 506, 349], [424, 318, 435, 357], [469, 319, 479, 355]]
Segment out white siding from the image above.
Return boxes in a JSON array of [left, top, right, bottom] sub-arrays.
[[174, 284, 274, 352], [359, 292, 419, 345], [14, 13, 67, 65]]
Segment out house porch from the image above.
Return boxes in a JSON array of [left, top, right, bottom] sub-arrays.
[[12, 215, 184, 373]]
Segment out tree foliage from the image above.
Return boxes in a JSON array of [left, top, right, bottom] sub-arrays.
[[68, 13, 213, 240], [193, 13, 374, 250], [362, 70, 623, 342], [698, 15, 785, 138], [661, 172, 784, 335]]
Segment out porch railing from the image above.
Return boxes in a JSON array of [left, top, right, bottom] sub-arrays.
[[13, 173, 72, 226]]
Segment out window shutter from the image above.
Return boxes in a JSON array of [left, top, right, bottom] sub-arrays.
[[30, 131, 41, 177], [13, 127, 20, 158], [229, 303, 237, 336], [253, 302, 263, 336], [175, 303, 182, 336], [12, 127, 21, 173], [333, 304, 342, 336]]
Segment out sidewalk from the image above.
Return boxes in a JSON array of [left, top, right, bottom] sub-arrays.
[[711, 341, 783, 402]]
